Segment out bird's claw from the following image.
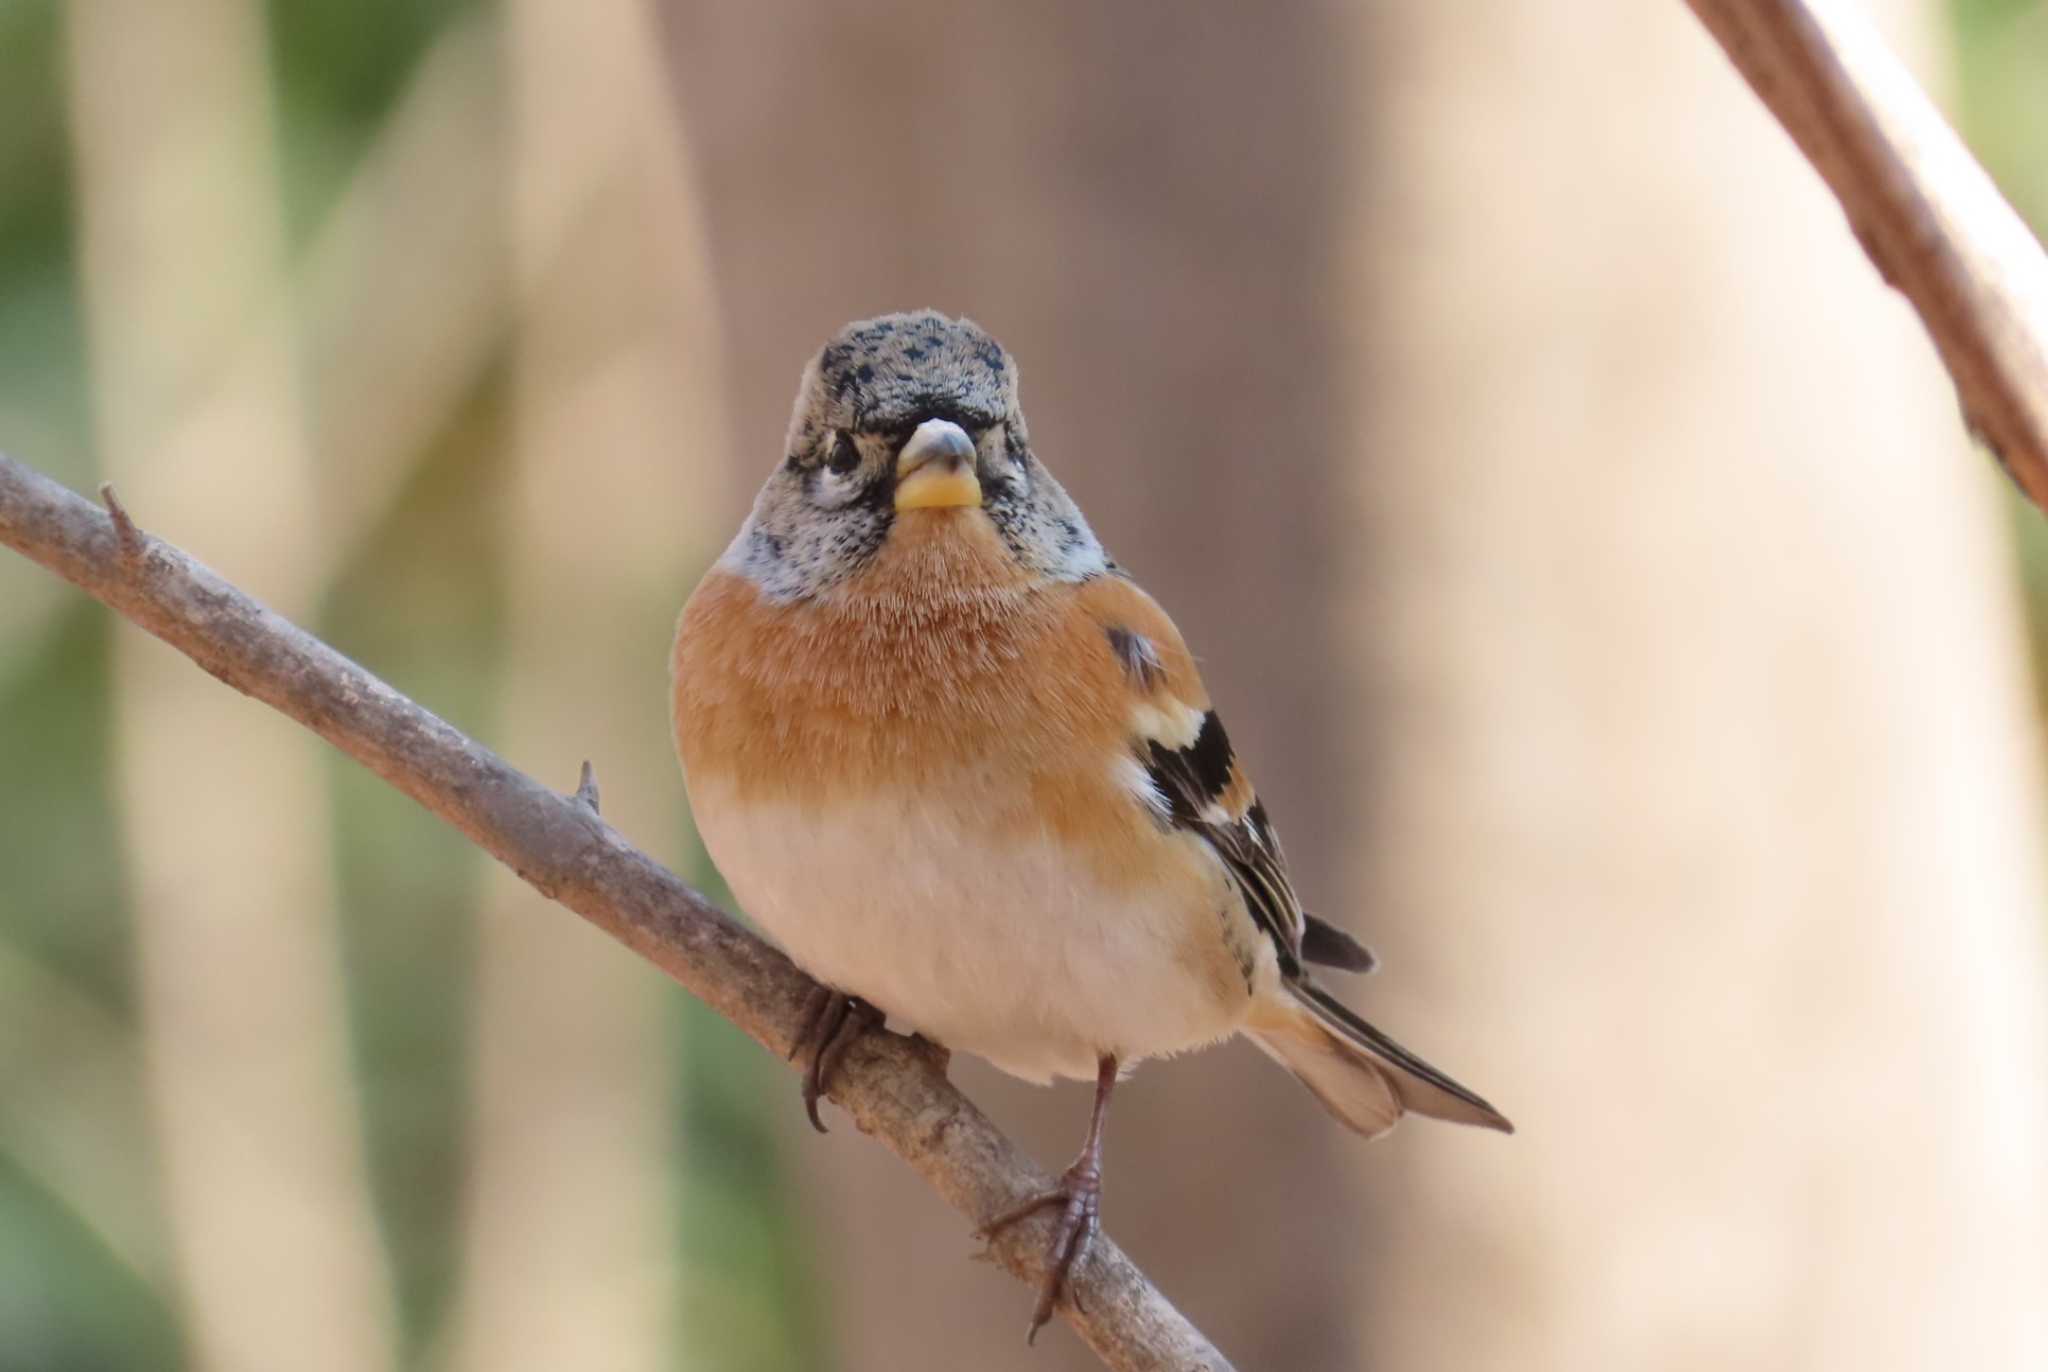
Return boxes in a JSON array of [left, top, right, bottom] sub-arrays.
[[789, 986, 881, 1132], [975, 1162, 1103, 1343]]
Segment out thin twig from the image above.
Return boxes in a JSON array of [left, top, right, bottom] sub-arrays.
[[1683, 0, 2048, 509], [0, 453, 1234, 1372]]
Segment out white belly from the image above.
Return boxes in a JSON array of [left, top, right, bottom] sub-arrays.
[[689, 778, 1254, 1083]]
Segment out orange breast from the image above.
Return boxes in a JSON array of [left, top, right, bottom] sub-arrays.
[[671, 511, 1207, 893]]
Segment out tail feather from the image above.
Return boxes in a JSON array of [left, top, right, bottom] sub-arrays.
[[1250, 980, 1513, 1139], [1248, 1008, 1405, 1139]]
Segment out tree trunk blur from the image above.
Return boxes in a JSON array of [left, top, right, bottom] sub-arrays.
[[1343, 1, 2048, 1369], [65, 4, 398, 1368], [660, 3, 1356, 1367], [449, 6, 730, 1369]]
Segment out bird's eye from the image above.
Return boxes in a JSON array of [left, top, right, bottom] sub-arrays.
[[826, 432, 861, 477], [1002, 425, 1028, 472]]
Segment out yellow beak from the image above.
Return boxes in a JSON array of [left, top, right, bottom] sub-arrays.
[[894, 419, 982, 511]]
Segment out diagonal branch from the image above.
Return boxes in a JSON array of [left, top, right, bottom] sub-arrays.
[[0, 452, 1233, 1372], [1683, 0, 2048, 511]]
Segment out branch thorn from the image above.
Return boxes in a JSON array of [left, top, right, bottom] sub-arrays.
[[572, 759, 601, 814], [99, 483, 144, 563]]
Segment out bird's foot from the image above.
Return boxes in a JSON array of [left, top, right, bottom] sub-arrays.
[[975, 1156, 1103, 1343], [788, 984, 882, 1133]]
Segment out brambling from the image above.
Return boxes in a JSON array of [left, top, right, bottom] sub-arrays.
[[671, 310, 1510, 1337]]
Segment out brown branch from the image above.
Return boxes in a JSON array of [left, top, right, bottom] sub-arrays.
[[1683, 0, 2048, 510], [0, 452, 1233, 1372]]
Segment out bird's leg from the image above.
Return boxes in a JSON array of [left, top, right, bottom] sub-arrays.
[[788, 983, 882, 1133], [975, 1055, 1118, 1343]]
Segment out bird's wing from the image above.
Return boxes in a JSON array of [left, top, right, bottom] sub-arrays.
[[1080, 576, 1309, 978], [1300, 914, 1376, 973], [1136, 709, 1308, 977]]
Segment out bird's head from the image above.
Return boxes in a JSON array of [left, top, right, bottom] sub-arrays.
[[724, 310, 1108, 600]]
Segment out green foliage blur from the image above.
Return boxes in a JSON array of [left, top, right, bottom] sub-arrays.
[[1952, 0, 2048, 705], [0, 3, 820, 1369], [1, 3, 2044, 1370]]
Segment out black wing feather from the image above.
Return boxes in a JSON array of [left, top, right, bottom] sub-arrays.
[[1301, 914, 1377, 973], [1140, 711, 1306, 976]]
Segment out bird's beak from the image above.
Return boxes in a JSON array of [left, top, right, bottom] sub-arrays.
[[894, 419, 982, 511]]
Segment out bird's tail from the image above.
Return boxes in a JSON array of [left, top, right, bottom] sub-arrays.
[[1248, 980, 1513, 1139]]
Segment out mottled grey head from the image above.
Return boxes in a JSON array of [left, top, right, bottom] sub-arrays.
[[723, 310, 1109, 600]]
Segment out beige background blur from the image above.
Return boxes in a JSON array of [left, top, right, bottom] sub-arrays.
[[2, 1, 2046, 1369]]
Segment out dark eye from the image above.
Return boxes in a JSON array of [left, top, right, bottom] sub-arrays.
[[1002, 424, 1028, 471], [826, 431, 861, 476]]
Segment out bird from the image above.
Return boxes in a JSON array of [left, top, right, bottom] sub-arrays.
[[671, 309, 1510, 1339]]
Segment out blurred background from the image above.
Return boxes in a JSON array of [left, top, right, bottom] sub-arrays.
[[3, 1, 2047, 1369]]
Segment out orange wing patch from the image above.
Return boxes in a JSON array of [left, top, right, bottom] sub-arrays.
[[1071, 575, 1308, 974]]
